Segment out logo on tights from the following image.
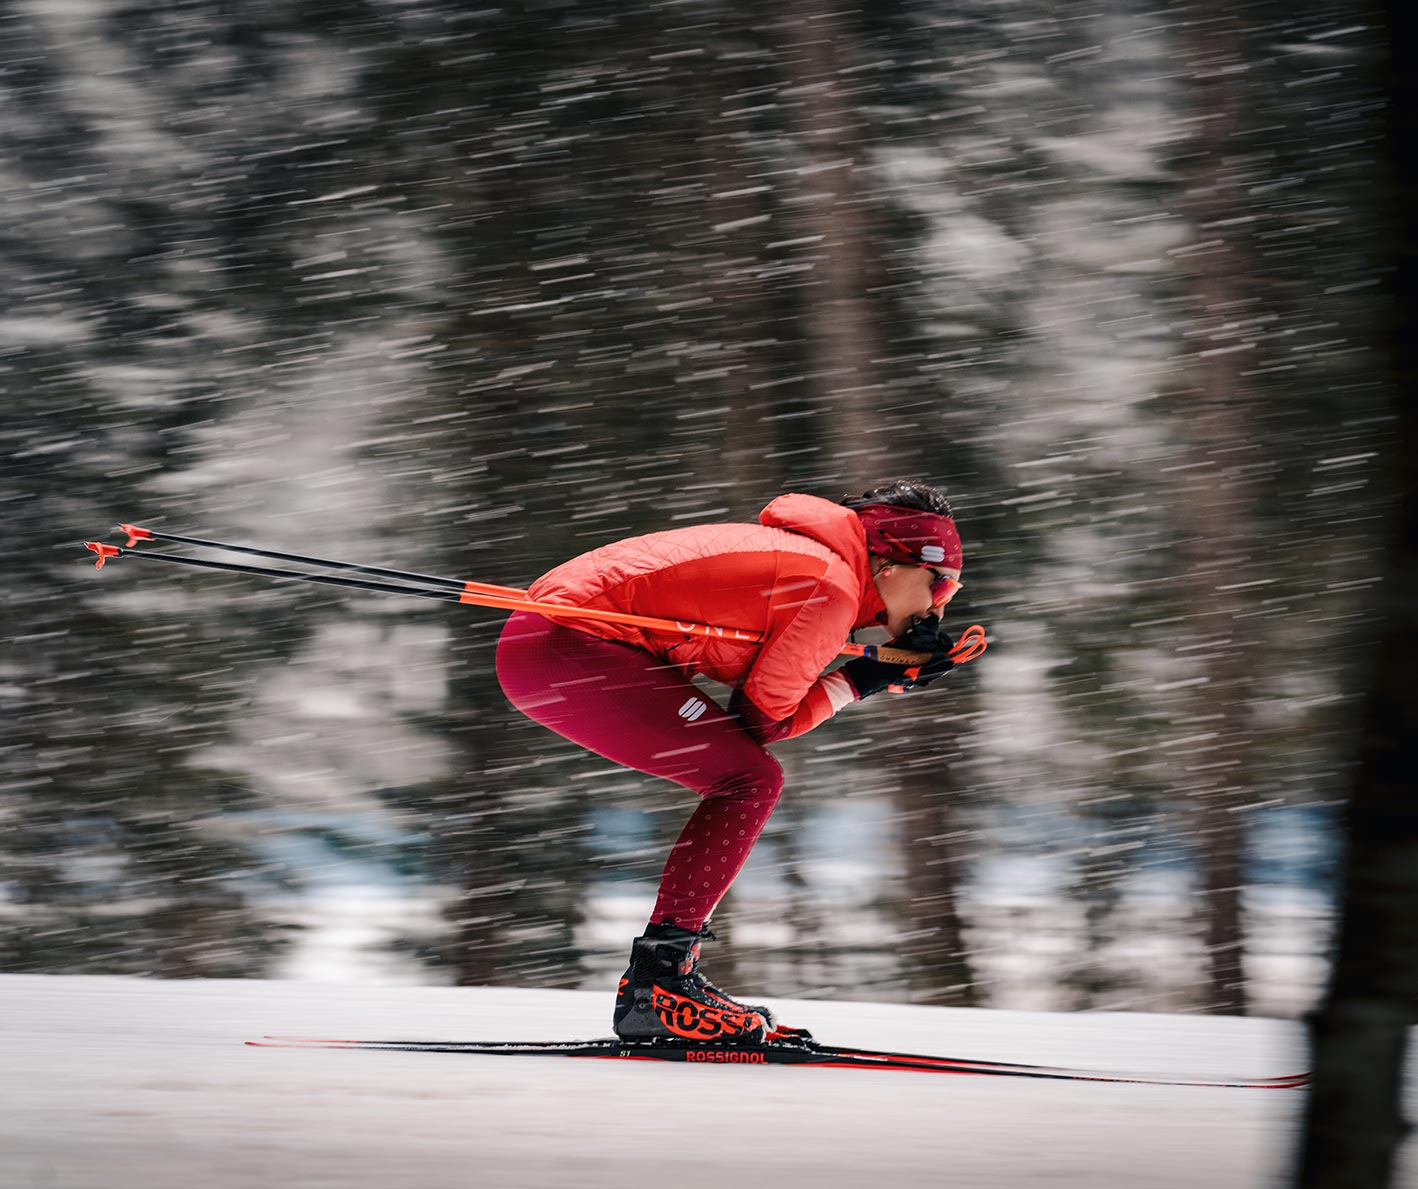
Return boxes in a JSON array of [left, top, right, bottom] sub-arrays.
[[677, 697, 708, 722]]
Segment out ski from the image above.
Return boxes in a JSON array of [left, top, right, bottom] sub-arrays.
[[246, 1035, 1311, 1088]]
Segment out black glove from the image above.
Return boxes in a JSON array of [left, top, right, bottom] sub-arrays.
[[841, 616, 955, 699]]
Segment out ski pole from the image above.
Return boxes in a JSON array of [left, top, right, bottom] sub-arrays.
[[84, 541, 987, 666], [114, 523, 521, 600], [111, 525, 987, 658], [84, 543, 762, 642], [106, 525, 986, 661]]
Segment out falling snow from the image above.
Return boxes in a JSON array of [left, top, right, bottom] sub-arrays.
[[0, 0, 1392, 1037]]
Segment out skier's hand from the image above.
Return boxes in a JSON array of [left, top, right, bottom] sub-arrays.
[[841, 616, 955, 699], [897, 616, 955, 690]]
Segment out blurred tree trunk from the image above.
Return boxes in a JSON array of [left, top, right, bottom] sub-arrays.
[[1174, 0, 1259, 1016], [438, 696, 584, 989], [694, 45, 787, 515], [1062, 800, 1140, 1011], [775, 0, 978, 1003], [893, 759, 979, 1006], [777, 0, 889, 482], [1296, 2, 1417, 1182]]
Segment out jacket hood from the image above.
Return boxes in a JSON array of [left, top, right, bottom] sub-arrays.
[[758, 493, 887, 629]]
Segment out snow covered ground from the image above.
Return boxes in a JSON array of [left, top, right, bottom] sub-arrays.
[[4, 975, 1409, 1189]]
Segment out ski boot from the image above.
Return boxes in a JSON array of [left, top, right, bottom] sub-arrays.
[[613, 923, 773, 1045]]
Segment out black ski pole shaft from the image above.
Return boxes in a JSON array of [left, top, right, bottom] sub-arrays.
[[85, 543, 467, 605], [83, 541, 757, 641], [115, 523, 524, 598]]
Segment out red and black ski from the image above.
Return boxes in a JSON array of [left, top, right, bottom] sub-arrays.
[[246, 1035, 1310, 1089]]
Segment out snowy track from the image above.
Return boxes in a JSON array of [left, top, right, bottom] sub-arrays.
[[0, 975, 1397, 1188]]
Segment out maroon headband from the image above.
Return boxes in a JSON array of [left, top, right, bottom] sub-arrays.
[[854, 504, 962, 572]]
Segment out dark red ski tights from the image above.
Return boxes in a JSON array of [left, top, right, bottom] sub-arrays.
[[496, 612, 782, 931]]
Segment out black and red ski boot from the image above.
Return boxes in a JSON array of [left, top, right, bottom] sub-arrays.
[[613, 923, 771, 1044]]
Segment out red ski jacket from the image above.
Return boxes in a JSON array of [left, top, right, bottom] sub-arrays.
[[526, 493, 887, 742]]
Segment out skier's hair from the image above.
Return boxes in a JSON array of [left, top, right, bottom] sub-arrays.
[[840, 479, 953, 519]]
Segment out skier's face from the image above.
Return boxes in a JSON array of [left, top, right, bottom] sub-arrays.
[[873, 561, 960, 636]]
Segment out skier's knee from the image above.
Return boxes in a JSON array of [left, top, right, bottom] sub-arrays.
[[709, 751, 783, 805]]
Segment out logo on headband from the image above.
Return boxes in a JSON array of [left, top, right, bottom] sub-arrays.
[[920, 545, 946, 564]]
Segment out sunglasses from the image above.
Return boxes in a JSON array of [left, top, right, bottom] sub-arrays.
[[925, 568, 963, 606]]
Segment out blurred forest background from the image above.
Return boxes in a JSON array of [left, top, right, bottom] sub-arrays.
[[1, 0, 1395, 1019]]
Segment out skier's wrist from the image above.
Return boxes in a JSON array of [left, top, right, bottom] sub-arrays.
[[841, 655, 899, 700]]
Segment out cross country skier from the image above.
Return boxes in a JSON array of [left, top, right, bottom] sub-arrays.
[[495, 480, 965, 1045]]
